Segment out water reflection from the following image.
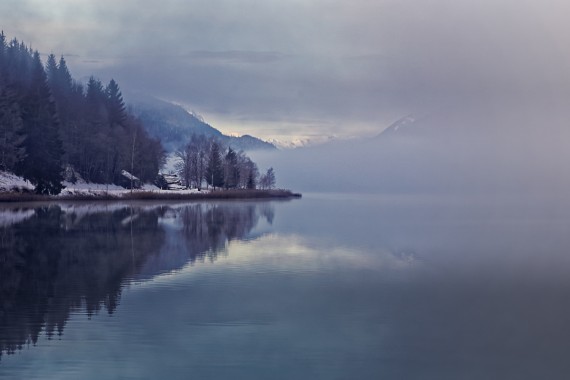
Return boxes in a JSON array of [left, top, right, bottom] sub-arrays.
[[4, 195, 570, 379], [0, 201, 274, 360]]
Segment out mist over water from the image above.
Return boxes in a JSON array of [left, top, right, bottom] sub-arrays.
[[253, 99, 570, 197]]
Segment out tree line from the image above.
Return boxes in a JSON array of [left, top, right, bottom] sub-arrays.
[[0, 32, 277, 194], [174, 134, 275, 190], [0, 33, 165, 194]]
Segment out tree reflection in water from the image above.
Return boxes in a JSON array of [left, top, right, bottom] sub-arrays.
[[0, 201, 274, 360]]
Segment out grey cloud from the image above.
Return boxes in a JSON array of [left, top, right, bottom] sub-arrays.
[[184, 50, 290, 65], [3, 0, 570, 138]]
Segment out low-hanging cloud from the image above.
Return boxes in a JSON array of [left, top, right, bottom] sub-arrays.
[[2, 0, 570, 139]]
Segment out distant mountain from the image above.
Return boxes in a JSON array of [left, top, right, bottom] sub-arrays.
[[267, 136, 339, 149], [230, 134, 277, 151], [254, 106, 570, 195], [376, 114, 417, 138], [127, 95, 277, 152]]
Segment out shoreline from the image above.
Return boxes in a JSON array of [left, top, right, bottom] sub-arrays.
[[0, 189, 302, 203]]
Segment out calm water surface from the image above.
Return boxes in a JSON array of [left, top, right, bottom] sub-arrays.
[[1, 194, 570, 379]]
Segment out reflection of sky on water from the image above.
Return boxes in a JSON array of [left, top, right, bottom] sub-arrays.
[[148, 233, 418, 288], [2, 195, 570, 379], [3, 231, 401, 380]]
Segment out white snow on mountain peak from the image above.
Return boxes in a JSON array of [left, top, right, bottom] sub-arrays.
[[267, 135, 340, 150], [384, 114, 416, 134]]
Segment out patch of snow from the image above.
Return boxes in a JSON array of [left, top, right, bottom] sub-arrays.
[[142, 183, 160, 191], [60, 181, 125, 196], [383, 114, 416, 134], [60, 180, 209, 197], [188, 110, 205, 123], [0, 170, 208, 198], [267, 135, 338, 149], [121, 170, 140, 181], [0, 171, 34, 192]]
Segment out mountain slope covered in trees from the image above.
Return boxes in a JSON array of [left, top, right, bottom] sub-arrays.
[[128, 95, 277, 152], [0, 33, 165, 194]]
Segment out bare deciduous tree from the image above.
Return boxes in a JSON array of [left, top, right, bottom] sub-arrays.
[[175, 134, 210, 189], [259, 167, 276, 190]]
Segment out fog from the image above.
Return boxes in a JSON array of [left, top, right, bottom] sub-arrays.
[[4, 1, 570, 141], [252, 98, 570, 196], [3, 1, 570, 194]]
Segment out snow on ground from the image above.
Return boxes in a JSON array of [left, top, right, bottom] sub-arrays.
[[0, 171, 216, 228], [61, 181, 208, 196], [0, 171, 208, 197], [60, 181, 126, 196], [0, 171, 34, 192]]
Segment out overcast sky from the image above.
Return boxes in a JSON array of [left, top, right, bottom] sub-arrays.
[[2, 0, 570, 143]]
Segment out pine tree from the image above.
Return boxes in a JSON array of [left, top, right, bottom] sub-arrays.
[[0, 34, 168, 189], [57, 56, 73, 92], [105, 79, 126, 127], [83, 76, 108, 182], [0, 83, 25, 171], [0, 31, 6, 79], [86, 76, 106, 120], [51, 56, 75, 167], [46, 54, 73, 114], [45, 53, 58, 84], [16, 51, 64, 194], [0, 34, 26, 173]]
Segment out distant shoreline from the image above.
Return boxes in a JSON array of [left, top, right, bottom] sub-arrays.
[[0, 189, 302, 203]]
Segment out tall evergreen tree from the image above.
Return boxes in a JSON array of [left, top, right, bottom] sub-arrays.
[[82, 76, 108, 182], [0, 83, 25, 171], [45, 54, 58, 84], [0, 31, 6, 79], [5, 39, 33, 90], [16, 51, 64, 194], [57, 56, 73, 92], [50, 56, 75, 167], [104, 79, 127, 183], [86, 76, 106, 120], [105, 79, 126, 127], [46, 54, 73, 113]]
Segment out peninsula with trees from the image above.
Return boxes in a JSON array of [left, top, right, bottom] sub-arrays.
[[0, 32, 298, 200]]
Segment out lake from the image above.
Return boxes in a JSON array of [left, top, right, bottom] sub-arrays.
[[1, 193, 570, 379]]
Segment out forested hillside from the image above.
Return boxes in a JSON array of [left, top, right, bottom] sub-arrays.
[[0, 32, 164, 194], [128, 96, 277, 152]]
